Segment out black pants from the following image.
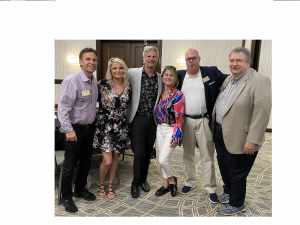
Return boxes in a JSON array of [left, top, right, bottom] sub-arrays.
[[130, 115, 157, 186], [214, 124, 258, 207], [61, 125, 95, 199]]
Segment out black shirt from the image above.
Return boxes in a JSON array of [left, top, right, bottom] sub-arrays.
[[137, 68, 158, 114]]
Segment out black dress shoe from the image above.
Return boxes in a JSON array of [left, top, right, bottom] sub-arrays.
[[170, 176, 177, 197], [61, 197, 78, 213], [141, 181, 150, 192], [155, 186, 170, 197], [73, 188, 96, 201], [131, 185, 139, 198]]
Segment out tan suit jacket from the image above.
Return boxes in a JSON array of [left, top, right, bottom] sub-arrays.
[[212, 69, 272, 154]]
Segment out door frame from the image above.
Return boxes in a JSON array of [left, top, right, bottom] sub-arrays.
[[96, 39, 162, 81], [250, 40, 262, 71]]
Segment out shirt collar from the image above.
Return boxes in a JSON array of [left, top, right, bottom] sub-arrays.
[[230, 68, 249, 83], [79, 69, 94, 82], [170, 86, 177, 95], [185, 69, 201, 79], [142, 67, 157, 77]]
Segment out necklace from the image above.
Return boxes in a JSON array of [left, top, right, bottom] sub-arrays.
[[113, 85, 122, 91], [163, 90, 171, 95]]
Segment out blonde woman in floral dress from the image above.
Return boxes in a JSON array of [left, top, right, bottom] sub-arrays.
[[93, 58, 131, 200]]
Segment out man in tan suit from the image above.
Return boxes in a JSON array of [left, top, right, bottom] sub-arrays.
[[212, 47, 271, 215]]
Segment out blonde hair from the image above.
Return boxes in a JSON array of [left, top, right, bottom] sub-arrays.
[[161, 66, 179, 87], [105, 58, 130, 88]]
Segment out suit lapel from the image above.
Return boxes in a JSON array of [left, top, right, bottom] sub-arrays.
[[137, 67, 142, 94], [200, 67, 210, 105], [130, 68, 143, 102], [157, 72, 162, 94], [213, 76, 230, 120], [221, 76, 231, 92], [223, 70, 251, 116], [177, 70, 186, 90]]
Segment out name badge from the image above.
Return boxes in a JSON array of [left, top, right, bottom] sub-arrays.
[[81, 90, 90, 96], [202, 76, 210, 83]]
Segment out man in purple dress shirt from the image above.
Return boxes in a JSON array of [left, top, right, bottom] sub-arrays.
[[58, 47, 98, 213]]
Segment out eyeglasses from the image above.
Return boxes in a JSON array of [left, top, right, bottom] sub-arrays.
[[186, 56, 198, 62], [110, 57, 123, 62]]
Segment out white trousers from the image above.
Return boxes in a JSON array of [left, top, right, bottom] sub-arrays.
[[156, 124, 175, 179], [182, 117, 217, 193]]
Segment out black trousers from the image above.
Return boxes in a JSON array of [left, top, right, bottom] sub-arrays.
[[61, 125, 95, 199], [214, 124, 258, 207], [130, 115, 157, 186]]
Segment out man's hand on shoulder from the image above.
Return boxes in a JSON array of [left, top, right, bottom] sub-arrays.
[[250, 68, 257, 73]]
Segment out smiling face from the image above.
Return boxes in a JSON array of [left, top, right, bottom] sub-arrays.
[[79, 52, 98, 75], [163, 69, 175, 87], [229, 52, 250, 78], [110, 62, 124, 79], [143, 50, 158, 70]]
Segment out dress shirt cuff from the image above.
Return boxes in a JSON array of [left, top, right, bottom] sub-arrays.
[[172, 135, 182, 146], [246, 141, 257, 146], [59, 123, 74, 133]]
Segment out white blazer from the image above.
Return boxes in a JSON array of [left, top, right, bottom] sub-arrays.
[[126, 68, 163, 123]]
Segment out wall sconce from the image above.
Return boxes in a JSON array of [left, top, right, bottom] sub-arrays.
[[178, 56, 185, 65], [67, 54, 79, 65]]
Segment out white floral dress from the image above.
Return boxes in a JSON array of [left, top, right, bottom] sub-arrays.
[[93, 79, 131, 153]]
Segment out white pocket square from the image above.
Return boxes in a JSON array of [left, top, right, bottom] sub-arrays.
[[208, 81, 215, 85]]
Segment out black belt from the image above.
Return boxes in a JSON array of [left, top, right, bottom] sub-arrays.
[[216, 123, 222, 128], [72, 123, 95, 130], [136, 112, 153, 118], [185, 114, 208, 119]]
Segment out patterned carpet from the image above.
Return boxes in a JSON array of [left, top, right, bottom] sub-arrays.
[[55, 133, 272, 217]]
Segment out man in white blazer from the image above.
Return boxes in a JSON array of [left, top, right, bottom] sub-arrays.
[[212, 47, 272, 215], [126, 46, 163, 198]]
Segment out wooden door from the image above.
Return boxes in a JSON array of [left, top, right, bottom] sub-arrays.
[[129, 41, 158, 68], [101, 41, 131, 81], [96, 40, 162, 80]]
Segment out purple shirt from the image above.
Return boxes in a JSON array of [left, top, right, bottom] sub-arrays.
[[58, 70, 98, 133]]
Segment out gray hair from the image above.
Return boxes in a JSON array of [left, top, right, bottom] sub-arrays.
[[229, 47, 251, 63], [143, 46, 159, 58]]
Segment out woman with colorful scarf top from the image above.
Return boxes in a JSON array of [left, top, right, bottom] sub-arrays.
[[154, 66, 185, 197]]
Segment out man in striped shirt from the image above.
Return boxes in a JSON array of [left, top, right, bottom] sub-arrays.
[[58, 48, 98, 213]]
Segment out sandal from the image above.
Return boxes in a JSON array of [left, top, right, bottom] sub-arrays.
[[98, 181, 106, 197], [107, 183, 116, 200]]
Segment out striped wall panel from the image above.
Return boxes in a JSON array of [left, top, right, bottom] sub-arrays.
[[55, 40, 96, 103], [161, 40, 243, 74], [258, 40, 272, 129]]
